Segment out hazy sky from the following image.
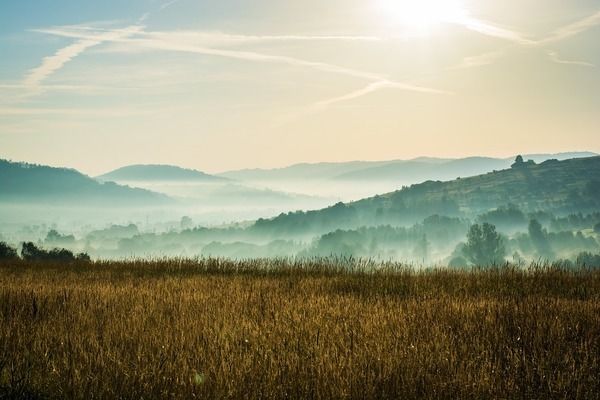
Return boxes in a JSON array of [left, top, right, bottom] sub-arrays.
[[1, 0, 599, 175]]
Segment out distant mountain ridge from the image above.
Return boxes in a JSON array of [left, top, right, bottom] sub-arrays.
[[220, 152, 597, 182], [98, 164, 228, 182], [219, 160, 391, 181], [96, 164, 332, 208], [0, 159, 170, 206]]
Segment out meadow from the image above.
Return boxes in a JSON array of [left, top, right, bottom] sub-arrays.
[[1, 258, 599, 399]]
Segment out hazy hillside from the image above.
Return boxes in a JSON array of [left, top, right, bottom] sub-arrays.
[[219, 152, 596, 183], [252, 156, 600, 236], [333, 157, 510, 182], [0, 159, 170, 205], [218, 160, 392, 181], [5, 157, 598, 262], [98, 165, 332, 210], [98, 165, 228, 182], [362, 156, 600, 216]]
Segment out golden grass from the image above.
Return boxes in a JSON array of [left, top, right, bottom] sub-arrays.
[[1, 259, 599, 399]]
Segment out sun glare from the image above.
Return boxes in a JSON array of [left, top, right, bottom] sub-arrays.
[[376, 0, 469, 34]]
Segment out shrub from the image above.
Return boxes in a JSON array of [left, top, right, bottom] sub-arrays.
[[76, 252, 92, 263]]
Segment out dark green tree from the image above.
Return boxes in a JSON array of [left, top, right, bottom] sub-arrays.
[[511, 155, 524, 168], [463, 223, 506, 266], [0, 242, 19, 261], [594, 222, 600, 234], [528, 219, 554, 259]]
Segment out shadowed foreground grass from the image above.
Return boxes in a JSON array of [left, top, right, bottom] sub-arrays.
[[1, 258, 599, 399]]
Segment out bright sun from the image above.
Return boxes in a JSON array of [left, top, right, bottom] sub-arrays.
[[376, 0, 468, 33]]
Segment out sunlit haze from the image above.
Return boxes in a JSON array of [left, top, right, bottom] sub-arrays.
[[1, 0, 599, 175]]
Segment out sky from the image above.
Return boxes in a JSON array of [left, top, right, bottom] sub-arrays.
[[1, 0, 599, 175]]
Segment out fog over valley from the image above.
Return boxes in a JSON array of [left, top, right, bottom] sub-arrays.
[[2, 153, 599, 265]]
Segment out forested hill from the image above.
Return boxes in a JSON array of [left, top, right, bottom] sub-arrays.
[[0, 159, 170, 206], [252, 156, 600, 236]]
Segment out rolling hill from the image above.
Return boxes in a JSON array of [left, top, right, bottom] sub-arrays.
[[96, 164, 333, 210], [251, 156, 600, 237], [333, 157, 509, 181], [220, 152, 597, 183], [0, 159, 170, 206], [218, 160, 392, 182], [98, 164, 228, 182]]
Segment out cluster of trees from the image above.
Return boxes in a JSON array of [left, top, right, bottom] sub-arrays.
[[0, 241, 90, 263], [303, 216, 469, 261], [476, 204, 527, 232], [547, 212, 600, 232], [449, 221, 600, 268]]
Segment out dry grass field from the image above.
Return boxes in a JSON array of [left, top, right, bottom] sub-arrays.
[[1, 258, 599, 399]]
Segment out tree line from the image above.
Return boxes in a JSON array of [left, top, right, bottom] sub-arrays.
[[0, 241, 90, 263]]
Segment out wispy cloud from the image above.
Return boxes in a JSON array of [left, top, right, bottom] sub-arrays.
[[23, 39, 100, 92], [547, 51, 595, 67], [37, 27, 444, 93], [23, 6, 600, 122], [459, 17, 534, 45], [452, 10, 600, 46], [538, 10, 600, 45], [272, 79, 449, 128], [135, 38, 387, 81], [141, 31, 383, 47], [22, 26, 142, 95], [160, 0, 180, 10], [39, 28, 384, 49], [314, 80, 448, 109], [20, 0, 186, 96], [139, 0, 180, 22], [454, 10, 600, 71]]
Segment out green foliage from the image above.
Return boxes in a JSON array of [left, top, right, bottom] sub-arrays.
[[528, 219, 554, 259], [20, 242, 90, 263], [594, 223, 600, 234], [477, 204, 527, 232], [549, 212, 600, 232], [305, 219, 468, 260], [463, 223, 506, 266], [253, 202, 359, 237], [0, 242, 18, 261], [251, 157, 600, 239], [513, 155, 524, 165]]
